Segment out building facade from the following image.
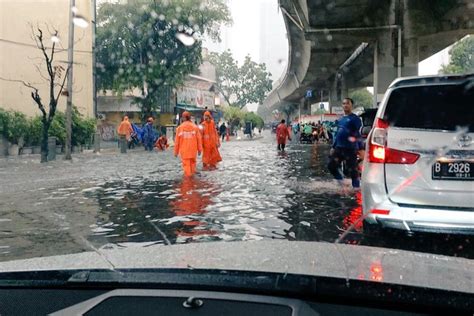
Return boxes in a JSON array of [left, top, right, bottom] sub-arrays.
[[96, 48, 218, 141], [0, 0, 94, 117]]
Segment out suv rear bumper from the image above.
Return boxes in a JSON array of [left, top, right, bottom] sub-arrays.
[[364, 202, 474, 234]]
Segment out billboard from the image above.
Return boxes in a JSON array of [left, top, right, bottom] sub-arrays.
[[177, 87, 215, 109]]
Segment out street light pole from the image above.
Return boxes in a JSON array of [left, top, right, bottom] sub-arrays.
[[65, 0, 75, 160]]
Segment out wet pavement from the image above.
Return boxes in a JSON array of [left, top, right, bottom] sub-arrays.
[[0, 131, 472, 261]]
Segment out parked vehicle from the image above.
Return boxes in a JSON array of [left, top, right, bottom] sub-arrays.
[[362, 74, 474, 234]]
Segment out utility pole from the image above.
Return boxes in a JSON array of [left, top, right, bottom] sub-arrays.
[[92, 0, 97, 117], [65, 0, 75, 160]]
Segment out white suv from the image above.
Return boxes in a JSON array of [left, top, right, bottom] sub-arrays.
[[362, 74, 474, 234]]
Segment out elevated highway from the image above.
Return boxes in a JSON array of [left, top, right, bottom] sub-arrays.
[[260, 0, 474, 119]]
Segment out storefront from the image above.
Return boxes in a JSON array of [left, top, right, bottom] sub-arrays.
[[175, 74, 221, 123]]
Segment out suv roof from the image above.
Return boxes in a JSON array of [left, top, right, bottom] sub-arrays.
[[388, 73, 474, 89]]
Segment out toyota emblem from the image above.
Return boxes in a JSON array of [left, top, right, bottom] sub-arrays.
[[457, 134, 472, 148]]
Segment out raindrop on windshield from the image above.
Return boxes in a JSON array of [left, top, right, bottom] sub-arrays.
[[50, 35, 60, 43], [176, 32, 196, 46]]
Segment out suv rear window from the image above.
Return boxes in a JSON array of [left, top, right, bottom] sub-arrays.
[[383, 83, 474, 132]]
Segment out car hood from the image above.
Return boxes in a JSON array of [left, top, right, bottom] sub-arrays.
[[0, 241, 472, 293]]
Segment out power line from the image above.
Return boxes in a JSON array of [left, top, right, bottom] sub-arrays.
[[0, 38, 93, 54]]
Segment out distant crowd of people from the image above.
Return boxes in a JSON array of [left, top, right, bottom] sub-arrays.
[[117, 116, 169, 152], [292, 121, 333, 144], [275, 97, 363, 190]]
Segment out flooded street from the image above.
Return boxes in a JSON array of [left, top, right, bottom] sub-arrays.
[[0, 131, 472, 261]]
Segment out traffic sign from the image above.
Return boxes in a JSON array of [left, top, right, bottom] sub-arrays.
[[305, 89, 313, 98]]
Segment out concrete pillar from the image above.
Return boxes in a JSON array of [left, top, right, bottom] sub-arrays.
[[47, 137, 56, 161], [329, 74, 347, 113], [341, 75, 348, 101], [329, 80, 337, 113], [373, 0, 419, 104], [93, 131, 100, 153], [0, 136, 8, 157], [299, 98, 308, 116], [374, 35, 418, 104]]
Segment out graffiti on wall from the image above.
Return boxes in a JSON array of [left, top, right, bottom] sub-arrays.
[[99, 124, 116, 141]]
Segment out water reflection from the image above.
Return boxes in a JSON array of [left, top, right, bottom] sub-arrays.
[[342, 191, 363, 233], [169, 177, 219, 242], [87, 177, 222, 245]]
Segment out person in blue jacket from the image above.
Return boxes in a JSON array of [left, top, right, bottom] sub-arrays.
[[328, 98, 362, 189], [143, 117, 156, 151]]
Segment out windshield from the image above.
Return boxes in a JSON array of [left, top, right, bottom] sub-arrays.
[[1, 0, 473, 296]]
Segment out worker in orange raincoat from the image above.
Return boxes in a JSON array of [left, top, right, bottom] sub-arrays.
[[155, 134, 169, 151], [200, 111, 222, 170], [276, 119, 291, 151], [117, 116, 133, 141], [174, 111, 202, 177]]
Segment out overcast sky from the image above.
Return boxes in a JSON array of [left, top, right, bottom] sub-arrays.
[[204, 0, 282, 63]]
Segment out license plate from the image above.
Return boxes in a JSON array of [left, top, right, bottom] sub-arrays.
[[432, 161, 474, 180]]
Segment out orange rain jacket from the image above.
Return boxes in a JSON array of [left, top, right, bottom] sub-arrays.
[[155, 135, 169, 151], [276, 123, 291, 145], [117, 117, 133, 140], [174, 121, 203, 159], [201, 119, 222, 166]]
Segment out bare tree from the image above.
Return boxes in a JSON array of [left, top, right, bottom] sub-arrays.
[[28, 27, 70, 162]]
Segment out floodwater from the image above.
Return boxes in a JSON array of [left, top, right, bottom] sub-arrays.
[[0, 131, 472, 260], [85, 134, 473, 258]]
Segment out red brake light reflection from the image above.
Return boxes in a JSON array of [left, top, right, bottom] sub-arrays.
[[374, 118, 389, 128], [370, 209, 390, 215], [385, 148, 420, 164]]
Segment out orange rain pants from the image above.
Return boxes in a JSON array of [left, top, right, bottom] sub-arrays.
[[182, 158, 197, 177]]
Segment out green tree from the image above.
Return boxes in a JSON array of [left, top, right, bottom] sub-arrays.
[[223, 106, 244, 130], [97, 0, 231, 118], [349, 88, 374, 109], [209, 51, 273, 108], [281, 103, 298, 122], [440, 36, 474, 75], [244, 112, 264, 129]]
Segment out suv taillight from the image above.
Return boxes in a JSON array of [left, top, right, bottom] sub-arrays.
[[368, 118, 420, 164]]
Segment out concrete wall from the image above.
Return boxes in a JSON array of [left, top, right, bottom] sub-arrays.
[[0, 0, 93, 117]]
